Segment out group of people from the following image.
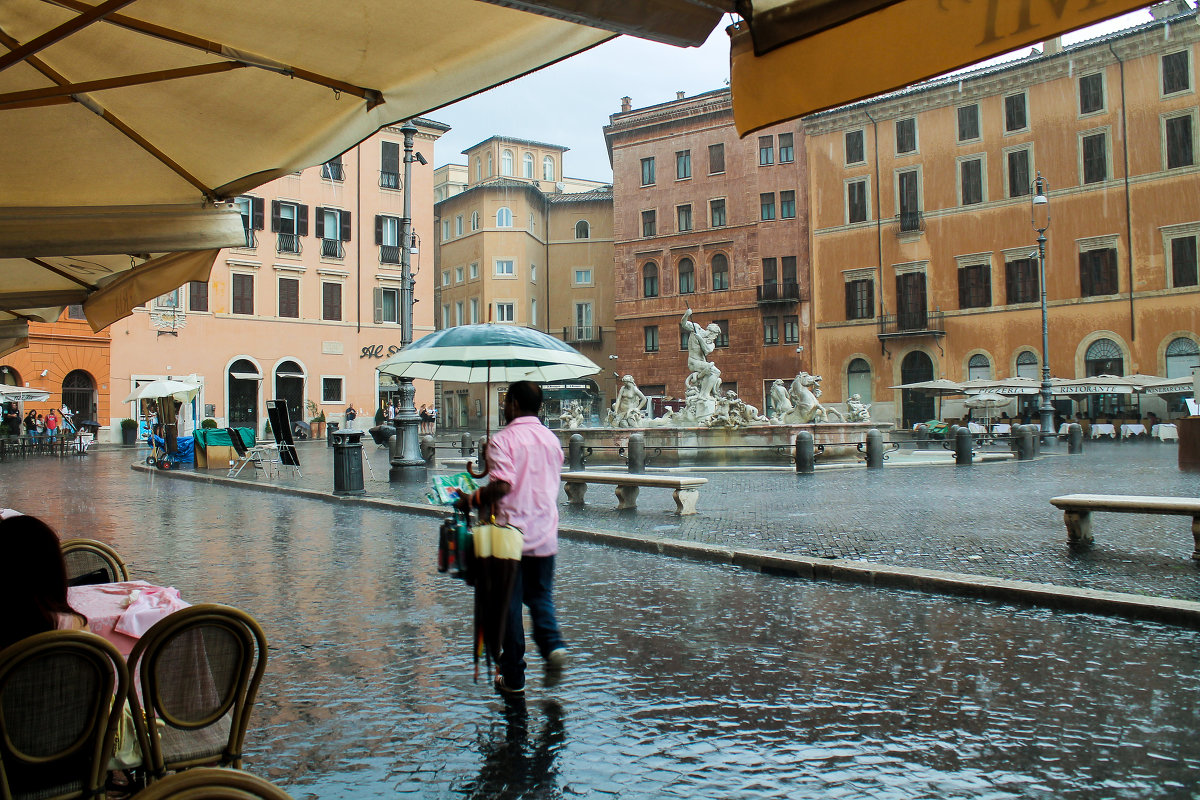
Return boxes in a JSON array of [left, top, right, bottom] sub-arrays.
[[0, 401, 71, 442], [373, 399, 437, 435]]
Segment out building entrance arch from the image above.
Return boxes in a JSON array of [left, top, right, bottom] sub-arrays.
[[227, 359, 261, 429], [62, 370, 97, 422], [900, 351, 934, 428]]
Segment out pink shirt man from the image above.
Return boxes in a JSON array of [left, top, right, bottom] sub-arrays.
[[485, 415, 564, 556]]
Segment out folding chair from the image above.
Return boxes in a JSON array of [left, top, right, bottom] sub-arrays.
[[225, 428, 273, 479]]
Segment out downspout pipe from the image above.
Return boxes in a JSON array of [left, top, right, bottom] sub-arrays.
[[864, 110, 884, 320], [1109, 42, 1135, 342]]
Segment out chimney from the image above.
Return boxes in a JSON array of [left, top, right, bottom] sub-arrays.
[[620, 96, 632, 113], [1043, 36, 1062, 55], [676, 91, 686, 100]]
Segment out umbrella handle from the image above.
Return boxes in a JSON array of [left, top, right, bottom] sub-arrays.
[[467, 438, 489, 478]]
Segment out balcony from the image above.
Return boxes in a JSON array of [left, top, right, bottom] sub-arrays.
[[877, 309, 945, 338], [321, 238, 344, 259], [755, 281, 802, 304], [321, 162, 345, 181], [897, 210, 924, 234], [561, 325, 603, 346], [276, 233, 301, 254], [380, 244, 400, 265], [236, 228, 257, 249], [379, 171, 401, 190]]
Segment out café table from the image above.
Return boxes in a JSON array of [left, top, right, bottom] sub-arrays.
[[67, 580, 190, 658], [1153, 423, 1179, 442], [1090, 423, 1117, 439], [991, 423, 1012, 435], [967, 422, 987, 434], [1119, 423, 1147, 439]]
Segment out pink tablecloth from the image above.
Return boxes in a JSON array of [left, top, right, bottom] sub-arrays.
[[67, 580, 190, 657]]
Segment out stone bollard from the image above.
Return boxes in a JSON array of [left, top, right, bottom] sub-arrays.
[[866, 428, 883, 469], [1030, 425, 1042, 457], [459, 432, 472, 458], [420, 435, 436, 464], [627, 432, 646, 474], [568, 433, 585, 471], [795, 430, 815, 474], [915, 423, 929, 449], [954, 426, 973, 465], [1016, 425, 1034, 460], [1067, 423, 1084, 454], [947, 425, 961, 450]]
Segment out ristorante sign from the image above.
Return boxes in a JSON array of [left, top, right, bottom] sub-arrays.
[[360, 344, 401, 359]]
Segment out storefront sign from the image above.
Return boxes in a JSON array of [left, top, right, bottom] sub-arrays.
[[361, 344, 401, 359]]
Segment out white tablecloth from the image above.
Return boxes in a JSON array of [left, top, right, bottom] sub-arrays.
[[1153, 424, 1179, 441], [1058, 423, 1071, 435], [968, 422, 987, 434], [1120, 424, 1147, 438], [1091, 423, 1116, 439], [991, 423, 1012, 434]]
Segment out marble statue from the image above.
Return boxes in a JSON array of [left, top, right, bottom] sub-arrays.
[[846, 394, 871, 423], [709, 390, 767, 428], [558, 400, 586, 429], [608, 375, 648, 428], [768, 379, 793, 422], [780, 371, 843, 424], [680, 309, 722, 413]]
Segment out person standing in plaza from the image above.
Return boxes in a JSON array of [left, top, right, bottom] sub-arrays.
[[45, 408, 58, 443], [456, 380, 567, 695], [344, 404, 357, 430], [2, 402, 19, 436]]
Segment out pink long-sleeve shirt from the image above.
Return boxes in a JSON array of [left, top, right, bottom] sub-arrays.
[[486, 415, 564, 556]]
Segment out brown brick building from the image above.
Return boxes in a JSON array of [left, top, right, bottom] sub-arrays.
[[604, 90, 811, 413]]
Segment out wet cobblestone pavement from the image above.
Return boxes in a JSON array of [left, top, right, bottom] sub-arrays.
[[3, 446, 1200, 798]]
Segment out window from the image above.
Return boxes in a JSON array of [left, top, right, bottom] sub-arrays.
[[1085, 338, 1124, 377], [1080, 247, 1119, 297], [967, 354, 992, 381], [676, 150, 692, 180], [677, 204, 693, 232], [487, 152, 493, 176], [277, 277, 299, 318], [234, 196, 263, 247], [496, 302, 515, 322], [455, 266, 464, 283], [678, 258, 695, 294], [762, 257, 777, 286], [530, 298, 537, 326], [1172, 235, 1198, 287], [845, 129, 865, 164], [469, 262, 479, 279], [529, 213, 536, 232], [322, 377, 343, 404], [779, 132, 794, 163], [65, 304, 86, 320], [1007, 148, 1031, 198], [758, 136, 774, 165], [321, 282, 342, 321], [470, 298, 479, 324], [763, 315, 779, 345], [781, 256, 797, 286], [644, 325, 659, 353], [710, 198, 726, 227], [1005, 256, 1039, 304], [713, 320, 729, 348], [641, 157, 656, 186], [847, 179, 868, 224], [530, 264, 537, 282], [845, 278, 874, 320], [315, 207, 350, 258], [1166, 113, 1195, 169], [375, 287, 399, 324], [1082, 132, 1108, 184], [847, 358, 872, 403], [188, 281, 208, 312], [271, 200, 306, 254], [711, 253, 729, 291], [1079, 73, 1104, 114], [441, 270, 450, 287], [642, 210, 656, 237], [643, 262, 659, 297], [957, 104, 980, 142], [543, 155, 555, 180], [680, 327, 690, 350], [760, 193, 776, 221], [376, 215, 400, 264], [958, 263, 991, 309], [232, 273, 254, 315], [898, 169, 920, 231], [441, 304, 449, 328], [155, 288, 179, 309], [896, 271, 928, 330], [1005, 93, 1028, 132], [575, 220, 590, 239], [471, 211, 479, 231], [442, 219, 451, 240], [495, 259, 515, 277], [381, 142, 400, 189], [1163, 51, 1191, 95], [523, 152, 534, 178], [783, 315, 799, 344], [895, 118, 917, 154], [474, 157, 481, 183], [455, 215, 463, 236], [501, 149, 513, 176], [1166, 337, 1200, 378], [491, 207, 511, 228], [574, 268, 593, 285], [708, 143, 725, 174], [1016, 351, 1039, 380], [455, 301, 463, 327], [320, 154, 344, 181], [960, 158, 983, 205], [780, 190, 796, 219]]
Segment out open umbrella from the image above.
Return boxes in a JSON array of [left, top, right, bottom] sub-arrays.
[[963, 391, 1012, 429], [121, 378, 201, 404], [0, 384, 50, 403], [889, 378, 964, 420]]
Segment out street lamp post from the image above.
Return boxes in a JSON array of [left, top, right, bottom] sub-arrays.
[[1031, 170, 1054, 444], [390, 121, 427, 475]]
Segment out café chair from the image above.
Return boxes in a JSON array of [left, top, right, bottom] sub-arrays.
[[127, 605, 268, 782], [129, 767, 293, 800], [0, 630, 129, 800], [61, 538, 130, 586], [225, 428, 272, 479]]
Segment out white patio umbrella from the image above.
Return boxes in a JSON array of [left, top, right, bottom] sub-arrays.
[[963, 391, 1012, 429], [121, 379, 201, 404], [0, 384, 50, 402]]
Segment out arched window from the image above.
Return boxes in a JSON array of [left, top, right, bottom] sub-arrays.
[[543, 156, 554, 181], [522, 152, 534, 178], [487, 152, 493, 176], [471, 211, 479, 231], [967, 354, 992, 381], [847, 358, 872, 403], [678, 258, 695, 294], [496, 207, 513, 228], [501, 149, 514, 176], [61, 370, 96, 423], [643, 262, 659, 298], [1166, 337, 1200, 378], [711, 253, 729, 291], [1016, 350, 1039, 379], [0, 365, 20, 386], [575, 220, 590, 239], [474, 157, 481, 182], [1085, 338, 1124, 377]]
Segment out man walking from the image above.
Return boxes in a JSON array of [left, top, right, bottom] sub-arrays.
[[456, 380, 567, 695]]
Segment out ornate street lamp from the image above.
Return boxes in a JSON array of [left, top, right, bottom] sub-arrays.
[[1031, 171, 1054, 443]]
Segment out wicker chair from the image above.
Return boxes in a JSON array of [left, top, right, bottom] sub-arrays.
[[60, 538, 129, 586], [0, 630, 129, 800], [127, 605, 267, 782], [129, 767, 293, 800]]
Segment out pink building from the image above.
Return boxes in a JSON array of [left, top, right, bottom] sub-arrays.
[[107, 120, 447, 439]]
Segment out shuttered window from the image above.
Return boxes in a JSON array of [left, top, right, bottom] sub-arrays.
[[1079, 248, 1118, 297], [232, 274, 254, 315], [322, 282, 342, 321], [278, 278, 299, 318]]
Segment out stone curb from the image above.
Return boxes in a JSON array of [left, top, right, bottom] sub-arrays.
[[131, 464, 1200, 629]]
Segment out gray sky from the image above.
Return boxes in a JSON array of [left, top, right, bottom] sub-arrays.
[[429, 8, 1159, 183]]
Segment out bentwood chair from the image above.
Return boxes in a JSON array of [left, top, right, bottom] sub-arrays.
[[127, 605, 268, 782], [61, 538, 130, 586], [0, 630, 129, 800], [129, 767, 293, 800]]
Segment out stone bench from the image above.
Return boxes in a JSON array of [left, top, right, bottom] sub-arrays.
[[1050, 493, 1200, 559], [561, 471, 708, 515]]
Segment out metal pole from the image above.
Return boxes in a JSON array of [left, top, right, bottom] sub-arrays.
[[391, 121, 425, 473], [1037, 228, 1054, 444]]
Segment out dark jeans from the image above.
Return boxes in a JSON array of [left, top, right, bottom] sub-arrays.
[[498, 554, 564, 689]]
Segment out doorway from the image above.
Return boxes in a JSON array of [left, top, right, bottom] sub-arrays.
[[900, 351, 934, 428]]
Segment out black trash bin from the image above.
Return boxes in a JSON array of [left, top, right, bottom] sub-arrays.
[[331, 430, 364, 495], [326, 420, 340, 447]]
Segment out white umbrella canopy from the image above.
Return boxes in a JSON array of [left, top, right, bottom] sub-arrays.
[[1052, 375, 1138, 396], [961, 377, 1045, 396], [888, 378, 965, 396], [963, 392, 1012, 410], [0, 384, 50, 402], [121, 378, 201, 404]]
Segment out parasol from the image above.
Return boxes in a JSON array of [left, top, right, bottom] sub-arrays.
[[0, 384, 50, 403], [963, 392, 1012, 429], [121, 378, 201, 404]]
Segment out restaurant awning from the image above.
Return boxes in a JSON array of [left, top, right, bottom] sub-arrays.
[[229, 372, 262, 381]]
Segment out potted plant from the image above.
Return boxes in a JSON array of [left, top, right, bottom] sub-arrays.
[[201, 418, 218, 429], [306, 400, 326, 439], [120, 417, 138, 446]]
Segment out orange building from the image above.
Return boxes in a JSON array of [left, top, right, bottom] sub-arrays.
[[0, 309, 110, 428], [804, 7, 1200, 427]]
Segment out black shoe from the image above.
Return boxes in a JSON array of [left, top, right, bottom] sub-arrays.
[[494, 675, 525, 696]]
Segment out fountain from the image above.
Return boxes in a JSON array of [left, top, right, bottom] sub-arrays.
[[556, 309, 892, 466]]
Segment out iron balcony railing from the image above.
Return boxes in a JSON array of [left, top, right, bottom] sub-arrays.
[[321, 162, 345, 181], [897, 210, 924, 233], [276, 233, 301, 254], [379, 171, 401, 190], [755, 281, 802, 303], [877, 309, 946, 337], [321, 238, 344, 259], [238, 228, 257, 249], [379, 244, 400, 264], [562, 325, 603, 345]]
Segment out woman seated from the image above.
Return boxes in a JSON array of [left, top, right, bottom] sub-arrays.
[[0, 514, 87, 651]]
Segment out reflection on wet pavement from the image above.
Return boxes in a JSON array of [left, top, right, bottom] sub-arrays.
[[3, 450, 1199, 798]]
